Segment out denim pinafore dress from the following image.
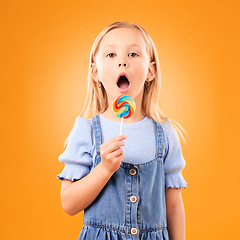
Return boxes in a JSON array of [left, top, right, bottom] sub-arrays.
[[78, 115, 170, 240]]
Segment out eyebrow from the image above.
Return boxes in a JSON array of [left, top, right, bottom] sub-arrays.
[[104, 44, 141, 48]]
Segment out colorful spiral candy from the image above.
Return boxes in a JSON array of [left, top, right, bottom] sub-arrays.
[[112, 95, 136, 119]]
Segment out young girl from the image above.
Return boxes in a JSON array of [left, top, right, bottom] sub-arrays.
[[58, 21, 187, 240]]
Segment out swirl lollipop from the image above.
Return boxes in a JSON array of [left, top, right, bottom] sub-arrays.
[[112, 95, 136, 134]]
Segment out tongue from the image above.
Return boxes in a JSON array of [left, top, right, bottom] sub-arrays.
[[119, 81, 129, 89], [118, 76, 129, 89]]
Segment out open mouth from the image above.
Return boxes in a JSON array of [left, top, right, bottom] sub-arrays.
[[117, 75, 130, 90]]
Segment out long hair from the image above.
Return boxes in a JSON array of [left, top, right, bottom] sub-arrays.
[[80, 21, 187, 142]]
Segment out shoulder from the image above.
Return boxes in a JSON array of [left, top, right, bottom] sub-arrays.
[[161, 119, 178, 139], [74, 116, 92, 128], [160, 118, 182, 153], [71, 116, 92, 133], [67, 116, 93, 144]]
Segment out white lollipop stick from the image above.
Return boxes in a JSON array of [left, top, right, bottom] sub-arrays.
[[119, 117, 123, 135]]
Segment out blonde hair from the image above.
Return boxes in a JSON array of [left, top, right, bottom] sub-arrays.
[[80, 21, 187, 142]]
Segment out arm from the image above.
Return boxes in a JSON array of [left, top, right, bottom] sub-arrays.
[[165, 188, 186, 240], [60, 135, 127, 215]]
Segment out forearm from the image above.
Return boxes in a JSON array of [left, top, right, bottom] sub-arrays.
[[61, 135, 126, 216], [166, 198, 186, 240], [61, 162, 113, 215]]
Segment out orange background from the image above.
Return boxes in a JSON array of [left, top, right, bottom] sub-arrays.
[[1, 0, 239, 239]]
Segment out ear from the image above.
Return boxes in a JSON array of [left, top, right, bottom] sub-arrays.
[[147, 61, 156, 82], [91, 63, 100, 82]]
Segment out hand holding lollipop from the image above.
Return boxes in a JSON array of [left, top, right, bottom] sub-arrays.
[[112, 95, 136, 135]]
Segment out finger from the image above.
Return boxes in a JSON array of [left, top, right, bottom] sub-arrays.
[[104, 140, 125, 154], [114, 154, 125, 163], [100, 140, 124, 158], [109, 147, 123, 159], [101, 135, 127, 147]]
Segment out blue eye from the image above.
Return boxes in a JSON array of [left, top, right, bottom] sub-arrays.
[[128, 53, 138, 57], [106, 53, 116, 58]]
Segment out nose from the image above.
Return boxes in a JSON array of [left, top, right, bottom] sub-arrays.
[[118, 59, 128, 68], [118, 63, 127, 67]]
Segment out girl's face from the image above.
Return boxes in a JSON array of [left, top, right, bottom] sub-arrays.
[[93, 27, 156, 109]]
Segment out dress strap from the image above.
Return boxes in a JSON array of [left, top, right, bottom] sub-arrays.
[[154, 121, 165, 159], [92, 115, 103, 156]]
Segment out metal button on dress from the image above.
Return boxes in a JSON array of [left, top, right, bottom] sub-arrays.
[[130, 195, 137, 203], [130, 227, 138, 235], [129, 168, 136, 176]]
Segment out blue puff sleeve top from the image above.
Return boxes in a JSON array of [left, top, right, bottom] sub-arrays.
[[57, 115, 187, 189]]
